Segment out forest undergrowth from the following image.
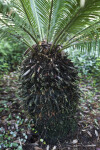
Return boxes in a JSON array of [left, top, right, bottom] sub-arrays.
[[0, 72, 100, 150]]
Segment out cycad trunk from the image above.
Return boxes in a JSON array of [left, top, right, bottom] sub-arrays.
[[21, 43, 80, 143]]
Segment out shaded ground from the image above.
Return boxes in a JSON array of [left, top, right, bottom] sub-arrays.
[[0, 72, 100, 150]]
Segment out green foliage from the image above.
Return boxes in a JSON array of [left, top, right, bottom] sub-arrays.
[[0, 39, 27, 74], [89, 57, 100, 86], [68, 49, 99, 74], [0, 0, 100, 52], [0, 0, 100, 144], [68, 49, 100, 88]]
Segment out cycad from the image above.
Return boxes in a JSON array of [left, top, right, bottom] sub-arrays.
[[0, 0, 100, 143]]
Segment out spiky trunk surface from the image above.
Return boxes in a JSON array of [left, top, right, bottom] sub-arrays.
[[21, 44, 80, 143]]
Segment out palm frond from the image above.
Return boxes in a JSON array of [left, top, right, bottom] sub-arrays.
[[0, 26, 34, 50], [15, 0, 40, 45], [35, 0, 50, 38], [30, 0, 43, 40], [0, 1, 40, 46], [70, 39, 100, 56], [59, 21, 100, 50], [51, 0, 78, 47], [0, 0, 100, 54], [49, 0, 69, 42], [47, 0, 53, 43], [51, 0, 100, 49]]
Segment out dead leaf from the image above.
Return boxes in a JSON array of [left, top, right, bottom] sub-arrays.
[[52, 146, 57, 150], [95, 130, 99, 137], [87, 131, 92, 137], [72, 139, 78, 144], [46, 145, 50, 150], [22, 69, 30, 77]]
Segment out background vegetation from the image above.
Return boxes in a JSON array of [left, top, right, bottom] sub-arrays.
[[0, 38, 27, 75], [0, 0, 100, 149], [1, 39, 100, 86], [0, 40, 100, 149]]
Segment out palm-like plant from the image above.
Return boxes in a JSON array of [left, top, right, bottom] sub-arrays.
[[0, 0, 100, 142]]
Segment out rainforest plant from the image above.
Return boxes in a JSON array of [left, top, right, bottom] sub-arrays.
[[0, 38, 27, 73], [0, 0, 100, 143]]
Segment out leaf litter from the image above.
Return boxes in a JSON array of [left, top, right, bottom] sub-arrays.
[[0, 72, 100, 150]]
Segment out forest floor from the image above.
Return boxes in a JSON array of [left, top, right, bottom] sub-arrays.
[[0, 72, 100, 150]]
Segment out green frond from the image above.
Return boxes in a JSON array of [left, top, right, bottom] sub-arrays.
[[0, 1, 39, 46], [18, 0, 39, 43], [70, 39, 100, 56], [0, 27, 34, 50], [35, 0, 50, 38], [30, 0, 43, 40], [51, 0, 79, 47], [0, 0, 100, 54], [59, 21, 100, 50], [51, 0, 100, 49], [47, 0, 53, 43]]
